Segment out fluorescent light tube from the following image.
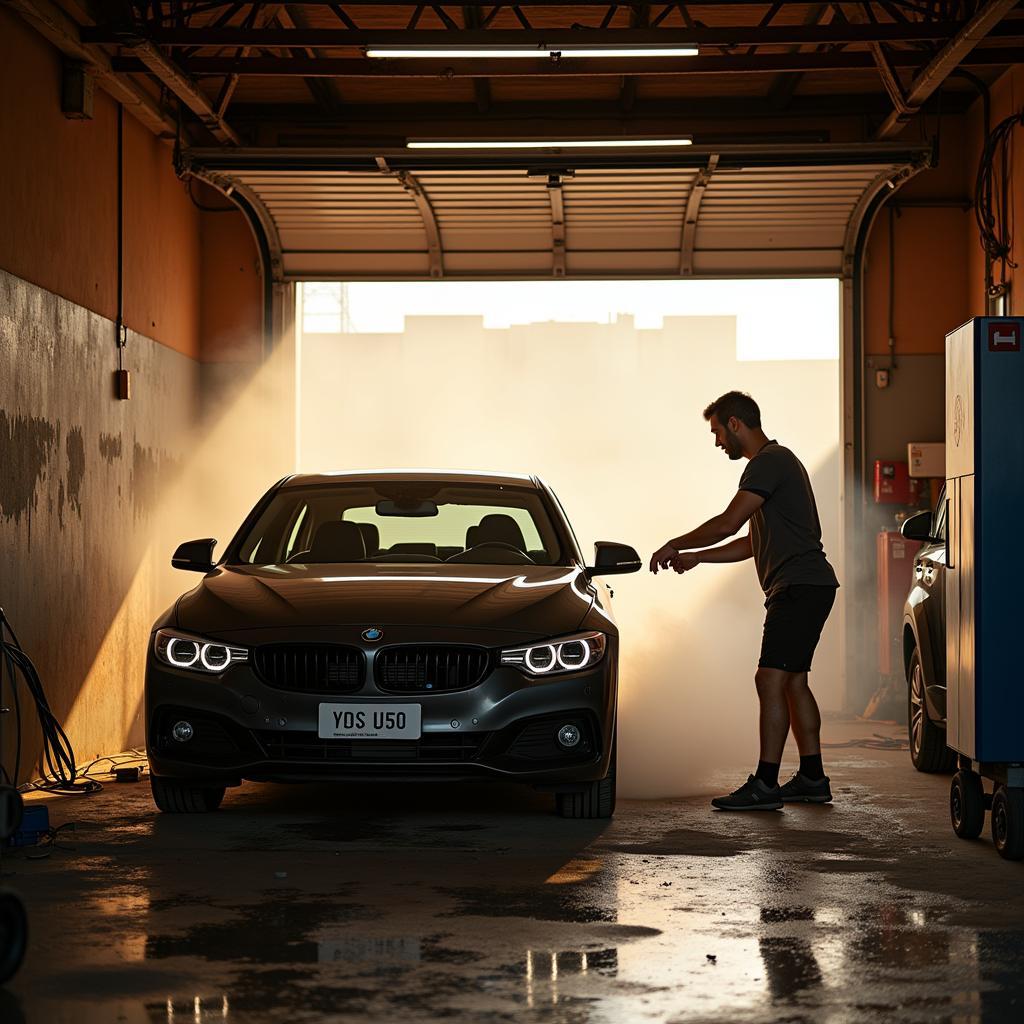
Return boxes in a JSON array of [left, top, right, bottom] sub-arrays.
[[407, 138, 693, 150], [367, 47, 698, 59]]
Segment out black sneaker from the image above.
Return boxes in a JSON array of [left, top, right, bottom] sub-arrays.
[[711, 775, 783, 811], [778, 773, 833, 804]]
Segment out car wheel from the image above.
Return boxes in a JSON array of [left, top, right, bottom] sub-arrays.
[[950, 770, 985, 840], [907, 648, 955, 773], [0, 891, 27, 985], [556, 737, 616, 820], [151, 776, 226, 814], [991, 787, 1024, 861]]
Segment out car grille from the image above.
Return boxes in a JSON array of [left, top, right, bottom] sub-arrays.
[[252, 643, 364, 694], [257, 730, 484, 763], [374, 645, 491, 694]]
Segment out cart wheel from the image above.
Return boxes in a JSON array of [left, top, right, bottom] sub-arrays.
[[950, 770, 985, 840], [0, 891, 27, 985], [991, 786, 1024, 861]]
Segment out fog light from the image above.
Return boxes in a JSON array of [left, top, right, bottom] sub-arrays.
[[557, 724, 580, 749], [171, 720, 194, 743]]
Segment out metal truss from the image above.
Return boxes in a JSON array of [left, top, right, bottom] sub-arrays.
[[9, 1, 1023, 144]]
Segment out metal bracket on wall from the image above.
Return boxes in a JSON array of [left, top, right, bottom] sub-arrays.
[[679, 154, 718, 277], [376, 158, 444, 278]]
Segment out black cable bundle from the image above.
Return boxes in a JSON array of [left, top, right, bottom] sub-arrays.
[[974, 108, 1024, 286], [0, 608, 98, 795]]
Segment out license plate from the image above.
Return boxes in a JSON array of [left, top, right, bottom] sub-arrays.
[[318, 703, 422, 740]]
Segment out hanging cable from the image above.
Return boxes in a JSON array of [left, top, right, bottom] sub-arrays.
[[974, 106, 1023, 309]]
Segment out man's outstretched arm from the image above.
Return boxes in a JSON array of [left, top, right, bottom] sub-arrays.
[[650, 491, 764, 573], [669, 533, 752, 575]]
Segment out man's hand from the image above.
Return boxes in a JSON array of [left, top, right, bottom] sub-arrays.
[[649, 543, 677, 574], [671, 552, 701, 574]]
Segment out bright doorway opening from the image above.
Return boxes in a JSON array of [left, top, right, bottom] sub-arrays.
[[295, 279, 841, 797]]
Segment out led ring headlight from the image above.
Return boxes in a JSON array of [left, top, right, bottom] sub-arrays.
[[525, 645, 557, 674], [556, 640, 589, 671], [501, 631, 606, 678], [154, 629, 247, 676], [166, 637, 200, 668]]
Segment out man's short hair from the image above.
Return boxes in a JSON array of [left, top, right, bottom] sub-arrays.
[[703, 391, 761, 429]]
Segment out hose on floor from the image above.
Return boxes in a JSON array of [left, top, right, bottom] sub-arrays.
[[0, 608, 99, 795]]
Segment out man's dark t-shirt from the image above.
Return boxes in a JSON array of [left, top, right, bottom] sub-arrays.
[[738, 441, 839, 599]]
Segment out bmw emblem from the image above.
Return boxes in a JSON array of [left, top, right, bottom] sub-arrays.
[[362, 627, 384, 643]]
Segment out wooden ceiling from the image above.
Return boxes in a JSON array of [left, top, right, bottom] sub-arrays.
[[49, 1, 1024, 147]]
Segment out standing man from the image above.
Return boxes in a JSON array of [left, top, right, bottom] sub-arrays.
[[650, 391, 839, 811]]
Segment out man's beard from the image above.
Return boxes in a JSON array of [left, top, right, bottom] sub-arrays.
[[723, 427, 743, 460]]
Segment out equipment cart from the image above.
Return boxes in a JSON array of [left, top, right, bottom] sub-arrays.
[[944, 317, 1024, 859]]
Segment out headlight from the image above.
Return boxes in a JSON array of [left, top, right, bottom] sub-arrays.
[[153, 629, 247, 675], [500, 631, 606, 677]]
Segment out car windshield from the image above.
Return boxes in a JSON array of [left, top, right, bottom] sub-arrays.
[[232, 481, 566, 566]]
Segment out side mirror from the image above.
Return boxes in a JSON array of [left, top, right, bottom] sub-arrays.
[[900, 511, 934, 543], [172, 538, 217, 573], [586, 541, 642, 578]]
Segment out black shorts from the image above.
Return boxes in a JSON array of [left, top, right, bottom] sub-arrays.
[[759, 584, 836, 673]]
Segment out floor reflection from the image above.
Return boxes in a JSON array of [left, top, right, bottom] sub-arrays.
[[524, 948, 618, 1009], [758, 906, 823, 1003], [146, 995, 230, 1023]]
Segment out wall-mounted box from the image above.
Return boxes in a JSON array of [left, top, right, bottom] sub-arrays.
[[908, 442, 945, 478]]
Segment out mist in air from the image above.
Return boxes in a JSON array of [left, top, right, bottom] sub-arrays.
[[298, 281, 842, 798]]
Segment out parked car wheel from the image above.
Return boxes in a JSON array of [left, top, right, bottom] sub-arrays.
[[151, 776, 225, 814], [950, 770, 985, 839], [556, 739, 616, 819], [907, 648, 955, 773], [991, 786, 1024, 861], [0, 891, 27, 985]]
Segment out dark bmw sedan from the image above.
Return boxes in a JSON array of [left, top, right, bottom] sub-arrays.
[[146, 471, 641, 818]]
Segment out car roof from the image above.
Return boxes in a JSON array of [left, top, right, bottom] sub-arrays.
[[279, 469, 542, 490]]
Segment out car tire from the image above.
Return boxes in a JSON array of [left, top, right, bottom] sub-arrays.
[[907, 648, 956, 773], [151, 776, 226, 814], [950, 770, 985, 840], [991, 786, 1024, 861], [556, 737, 616, 820], [0, 891, 27, 985]]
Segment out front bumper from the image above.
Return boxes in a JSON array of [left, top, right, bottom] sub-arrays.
[[145, 646, 616, 787]]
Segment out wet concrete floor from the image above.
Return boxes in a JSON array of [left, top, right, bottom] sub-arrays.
[[4, 716, 1023, 1023]]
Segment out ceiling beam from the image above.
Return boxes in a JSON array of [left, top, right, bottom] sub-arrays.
[[875, 0, 1019, 138], [129, 41, 242, 144], [110, 47, 1022, 78], [214, 3, 281, 118], [276, 6, 346, 114], [224, 90, 977, 126], [81, 22, 1024, 47], [463, 4, 491, 113], [4, 0, 176, 137]]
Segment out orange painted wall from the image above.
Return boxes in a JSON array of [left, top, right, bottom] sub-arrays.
[[199, 198, 265, 363], [0, 9, 120, 328], [862, 67, 1024, 360], [862, 117, 973, 359], [0, 7, 263, 363]]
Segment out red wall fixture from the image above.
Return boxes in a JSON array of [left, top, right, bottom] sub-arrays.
[[877, 530, 922, 677]]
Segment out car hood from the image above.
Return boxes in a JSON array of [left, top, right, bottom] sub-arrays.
[[175, 563, 597, 638]]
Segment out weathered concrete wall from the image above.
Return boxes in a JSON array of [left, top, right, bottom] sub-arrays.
[[0, 268, 199, 780]]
